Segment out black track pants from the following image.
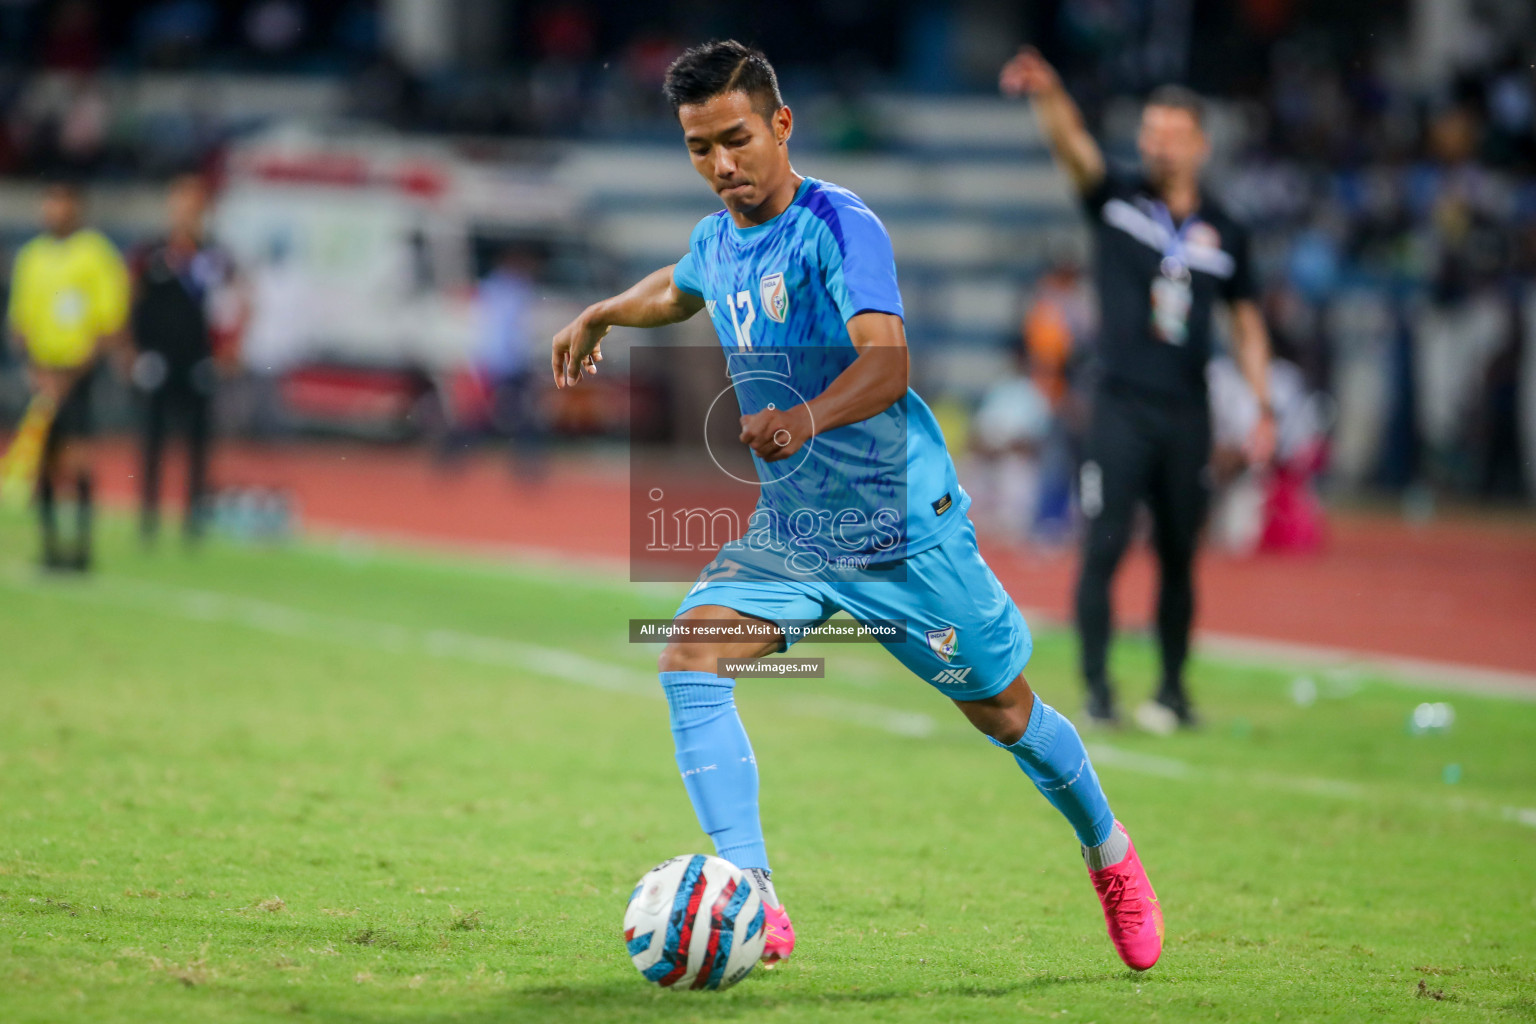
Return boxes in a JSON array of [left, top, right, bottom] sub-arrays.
[[140, 380, 211, 539], [1073, 388, 1211, 710]]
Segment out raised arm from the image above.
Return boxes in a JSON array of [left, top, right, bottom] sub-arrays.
[[739, 311, 908, 462], [999, 47, 1105, 195], [552, 264, 705, 388]]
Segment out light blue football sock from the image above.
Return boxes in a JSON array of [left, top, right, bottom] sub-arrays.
[[659, 671, 768, 871], [993, 695, 1116, 848]]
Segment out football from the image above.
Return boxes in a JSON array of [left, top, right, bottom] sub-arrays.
[[623, 854, 767, 990]]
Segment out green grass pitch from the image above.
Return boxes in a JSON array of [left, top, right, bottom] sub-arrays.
[[1, 512, 1533, 1022]]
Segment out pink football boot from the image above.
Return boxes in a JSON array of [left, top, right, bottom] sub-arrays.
[[1087, 821, 1164, 971], [759, 903, 796, 967]]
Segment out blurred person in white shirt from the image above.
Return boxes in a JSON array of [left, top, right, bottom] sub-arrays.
[[471, 244, 546, 475]]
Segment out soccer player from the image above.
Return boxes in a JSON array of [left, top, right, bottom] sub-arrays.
[[1000, 49, 1276, 731], [6, 180, 129, 571], [551, 41, 1163, 972]]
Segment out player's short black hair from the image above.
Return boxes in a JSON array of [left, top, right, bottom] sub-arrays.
[[663, 40, 784, 123], [1145, 84, 1205, 128]]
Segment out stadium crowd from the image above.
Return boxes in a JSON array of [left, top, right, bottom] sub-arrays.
[[1, 0, 1532, 531]]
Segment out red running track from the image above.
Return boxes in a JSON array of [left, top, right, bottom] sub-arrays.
[[79, 438, 1536, 678]]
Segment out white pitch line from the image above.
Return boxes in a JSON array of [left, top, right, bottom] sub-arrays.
[[0, 566, 935, 739], [1085, 742, 1536, 830], [1196, 631, 1536, 702], [1083, 744, 1196, 780], [298, 532, 1536, 704], [3, 564, 1532, 831], [1503, 806, 1536, 828], [1012, 603, 1536, 702], [283, 523, 1536, 702]]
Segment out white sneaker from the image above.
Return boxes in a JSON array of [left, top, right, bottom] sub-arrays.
[[1134, 699, 1179, 736]]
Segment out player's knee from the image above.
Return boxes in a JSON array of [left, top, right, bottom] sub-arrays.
[[961, 704, 1031, 746], [955, 674, 1035, 745], [658, 642, 714, 675], [984, 704, 1033, 746]]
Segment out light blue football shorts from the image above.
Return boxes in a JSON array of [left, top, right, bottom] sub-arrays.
[[673, 516, 1032, 702]]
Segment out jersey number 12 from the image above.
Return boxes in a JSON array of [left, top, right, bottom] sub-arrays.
[[726, 290, 755, 350]]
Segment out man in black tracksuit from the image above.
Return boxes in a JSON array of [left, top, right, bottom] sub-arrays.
[[1002, 50, 1277, 730], [130, 173, 238, 543]]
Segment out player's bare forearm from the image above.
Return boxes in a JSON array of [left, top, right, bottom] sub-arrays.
[[553, 265, 704, 387], [587, 265, 704, 331], [739, 312, 908, 462], [1000, 48, 1104, 195], [805, 313, 909, 432], [1031, 87, 1105, 194], [1231, 301, 1271, 407], [1232, 299, 1277, 464]]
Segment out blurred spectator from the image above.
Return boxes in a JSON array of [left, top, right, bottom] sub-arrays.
[[450, 245, 547, 474], [967, 348, 1053, 546], [1023, 260, 1095, 407], [55, 75, 107, 170], [1020, 258, 1096, 541], [237, 234, 306, 438], [1473, 283, 1527, 500], [129, 172, 243, 545], [11, 71, 110, 176]]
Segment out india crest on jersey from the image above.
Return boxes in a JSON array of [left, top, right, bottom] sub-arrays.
[[760, 271, 789, 323], [925, 625, 958, 663]]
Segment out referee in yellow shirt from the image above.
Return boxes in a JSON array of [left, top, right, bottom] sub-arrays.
[[6, 180, 129, 571]]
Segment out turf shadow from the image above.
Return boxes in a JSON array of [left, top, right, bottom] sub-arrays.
[[312, 970, 1135, 1024]]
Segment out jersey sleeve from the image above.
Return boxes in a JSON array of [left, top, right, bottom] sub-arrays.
[[672, 249, 703, 296], [813, 192, 904, 322], [671, 215, 716, 298], [1220, 220, 1258, 304], [88, 234, 130, 335]]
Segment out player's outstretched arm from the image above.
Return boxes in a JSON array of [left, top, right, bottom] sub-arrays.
[[552, 265, 705, 388], [739, 311, 908, 462], [999, 47, 1105, 195]]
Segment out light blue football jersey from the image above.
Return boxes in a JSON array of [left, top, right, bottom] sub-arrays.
[[673, 176, 969, 564]]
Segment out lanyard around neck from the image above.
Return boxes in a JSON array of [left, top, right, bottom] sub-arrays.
[[1149, 201, 1199, 279]]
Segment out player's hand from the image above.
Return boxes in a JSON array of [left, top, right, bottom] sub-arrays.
[[999, 46, 1060, 98], [739, 404, 813, 463], [551, 311, 608, 388], [1246, 409, 1277, 468]]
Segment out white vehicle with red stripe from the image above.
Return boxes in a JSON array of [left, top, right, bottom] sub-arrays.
[[213, 124, 596, 439]]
